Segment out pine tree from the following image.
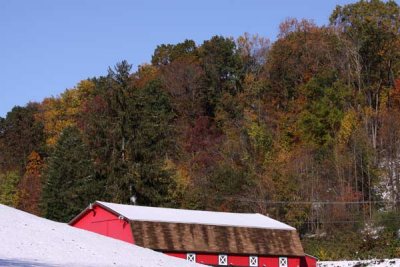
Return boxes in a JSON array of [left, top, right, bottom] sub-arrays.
[[106, 80, 177, 206], [41, 126, 104, 222]]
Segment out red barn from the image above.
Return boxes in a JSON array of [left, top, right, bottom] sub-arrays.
[[70, 201, 317, 267]]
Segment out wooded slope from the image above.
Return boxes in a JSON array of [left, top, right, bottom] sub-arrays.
[[1, 0, 400, 260]]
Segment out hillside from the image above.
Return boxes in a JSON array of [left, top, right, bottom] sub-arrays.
[[0, 204, 204, 267], [1, 0, 400, 260]]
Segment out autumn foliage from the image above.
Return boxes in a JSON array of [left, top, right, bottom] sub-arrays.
[[1, 0, 400, 259]]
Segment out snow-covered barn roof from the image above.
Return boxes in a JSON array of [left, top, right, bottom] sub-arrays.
[[95, 201, 295, 230], [70, 201, 304, 256]]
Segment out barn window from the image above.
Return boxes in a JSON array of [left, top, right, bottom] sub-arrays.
[[249, 255, 258, 266], [218, 254, 228, 265], [279, 257, 288, 267], [186, 253, 196, 262]]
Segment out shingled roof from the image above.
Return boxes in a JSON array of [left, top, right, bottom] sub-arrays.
[[131, 221, 304, 256], [82, 201, 305, 256]]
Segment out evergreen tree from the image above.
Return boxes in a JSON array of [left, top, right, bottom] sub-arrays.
[[129, 80, 177, 206], [107, 80, 177, 206], [41, 126, 103, 222]]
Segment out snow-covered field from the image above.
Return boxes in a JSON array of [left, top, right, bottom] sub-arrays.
[[0, 204, 205, 267], [319, 259, 400, 267]]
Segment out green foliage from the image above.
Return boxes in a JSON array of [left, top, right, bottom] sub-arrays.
[[199, 36, 244, 115], [103, 76, 177, 207], [247, 122, 272, 160], [300, 73, 352, 146], [303, 224, 400, 260], [128, 81, 175, 162], [125, 80, 177, 206], [151, 39, 197, 66], [0, 171, 20, 207], [206, 165, 256, 212], [377, 211, 400, 234], [41, 127, 104, 222]]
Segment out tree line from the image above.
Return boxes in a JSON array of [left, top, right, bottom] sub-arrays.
[[1, 0, 400, 259]]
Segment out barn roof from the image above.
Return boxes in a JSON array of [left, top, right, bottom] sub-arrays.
[[131, 221, 305, 256], [70, 201, 304, 256], [95, 201, 295, 230]]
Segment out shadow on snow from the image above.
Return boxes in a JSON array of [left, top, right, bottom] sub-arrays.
[[0, 259, 59, 267]]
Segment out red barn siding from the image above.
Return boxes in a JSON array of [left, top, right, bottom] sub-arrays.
[[228, 255, 251, 266], [163, 253, 309, 267], [301, 255, 317, 267], [71, 205, 134, 244], [288, 257, 301, 267], [259, 256, 279, 267], [196, 253, 219, 265]]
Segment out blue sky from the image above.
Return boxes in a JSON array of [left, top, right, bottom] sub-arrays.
[[0, 0, 357, 117]]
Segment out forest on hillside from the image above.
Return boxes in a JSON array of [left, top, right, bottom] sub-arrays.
[[1, 0, 400, 260]]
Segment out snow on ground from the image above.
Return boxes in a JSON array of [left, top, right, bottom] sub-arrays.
[[0, 204, 206, 267], [319, 259, 400, 267]]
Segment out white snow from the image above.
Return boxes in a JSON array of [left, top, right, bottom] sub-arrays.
[[96, 201, 295, 230], [377, 157, 399, 209], [0, 204, 206, 267], [318, 259, 400, 267]]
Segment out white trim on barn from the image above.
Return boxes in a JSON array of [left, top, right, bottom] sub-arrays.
[[218, 254, 228, 265], [186, 253, 196, 262], [279, 256, 288, 267], [249, 255, 258, 266]]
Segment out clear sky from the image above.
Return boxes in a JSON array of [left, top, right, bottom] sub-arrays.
[[0, 0, 357, 118]]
